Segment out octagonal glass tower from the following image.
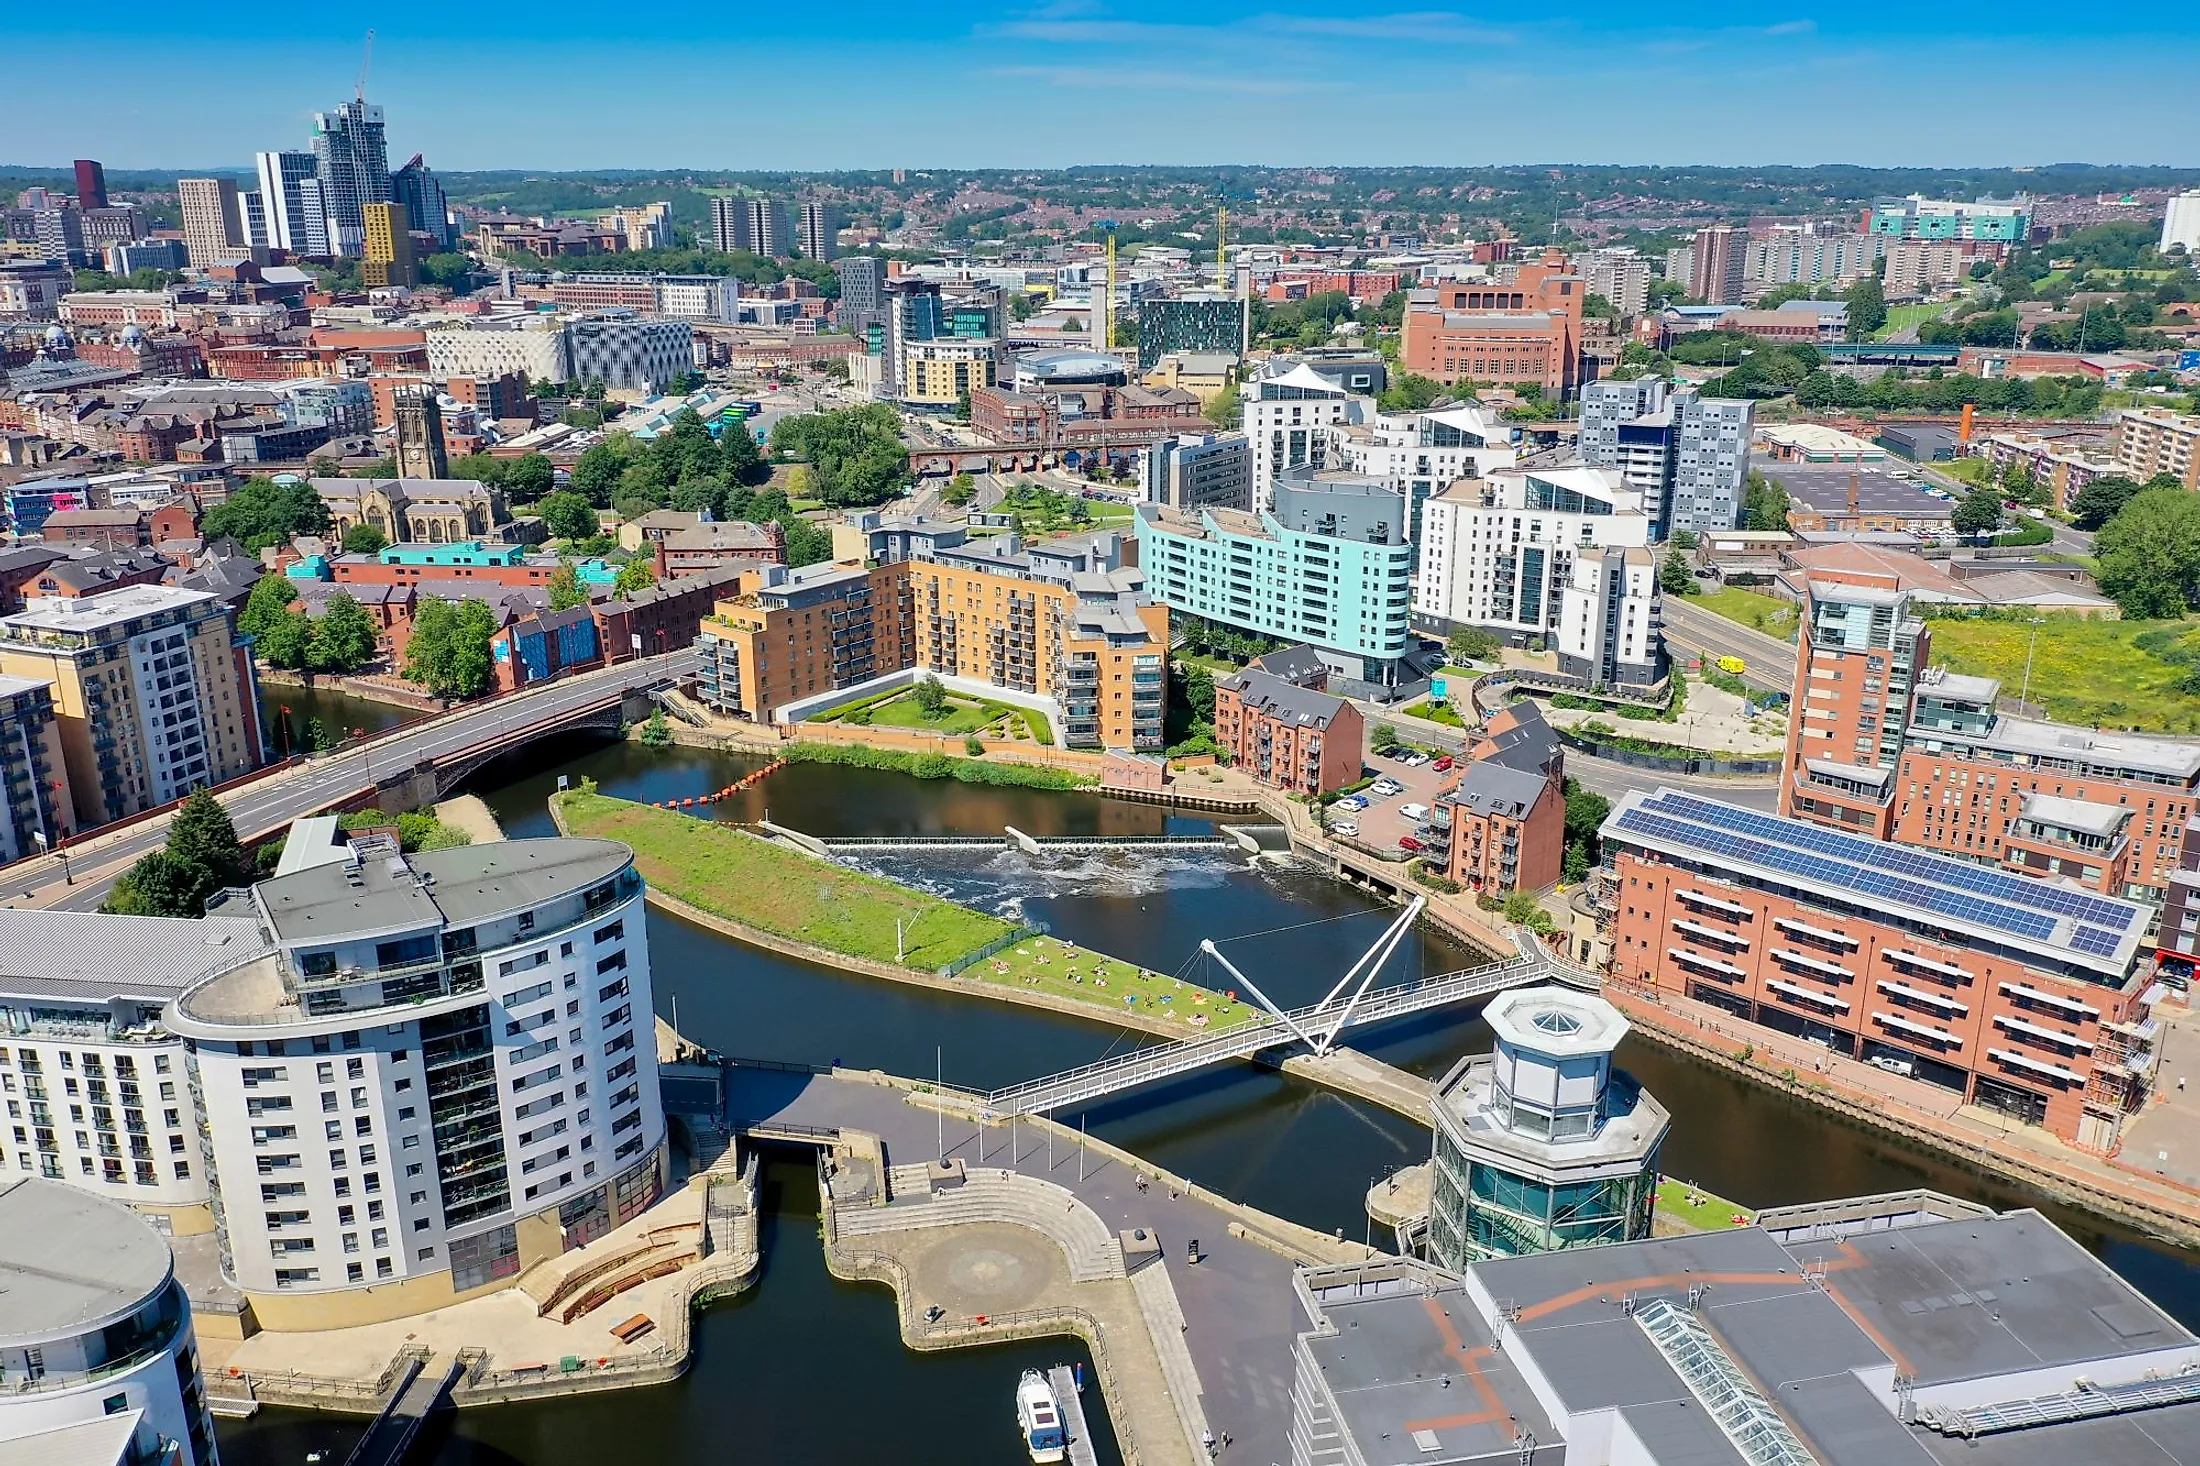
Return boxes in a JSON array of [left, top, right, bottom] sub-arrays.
[[1426, 986, 1668, 1267]]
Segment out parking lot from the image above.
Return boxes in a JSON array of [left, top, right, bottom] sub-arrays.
[[1327, 744, 1456, 860]]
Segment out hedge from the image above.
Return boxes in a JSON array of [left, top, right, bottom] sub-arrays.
[[783, 740, 1096, 790]]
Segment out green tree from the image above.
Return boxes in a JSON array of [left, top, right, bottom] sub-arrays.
[[1659, 545, 1696, 596], [1951, 487, 2004, 538], [1371, 722, 1400, 753], [341, 523, 388, 555], [1446, 626, 1501, 664], [540, 491, 600, 542], [1203, 383, 1241, 429], [570, 441, 630, 506], [1843, 275, 1888, 340], [614, 558, 657, 598], [780, 516, 834, 568], [913, 673, 948, 717], [303, 717, 338, 752], [1378, 372, 1445, 413], [943, 472, 976, 506], [419, 253, 475, 289], [311, 593, 379, 671], [102, 850, 216, 918], [638, 708, 673, 746], [2068, 473, 2145, 530], [767, 404, 911, 506], [503, 454, 556, 501], [200, 477, 332, 552], [2095, 487, 2200, 619], [1743, 472, 1790, 532], [548, 565, 588, 611], [954, 389, 973, 423], [169, 789, 250, 891], [403, 598, 500, 699], [239, 575, 300, 640], [256, 609, 315, 669]]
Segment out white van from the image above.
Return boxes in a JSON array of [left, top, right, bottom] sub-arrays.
[[1400, 803, 1432, 823]]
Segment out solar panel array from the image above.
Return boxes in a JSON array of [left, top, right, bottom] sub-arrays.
[[1612, 791, 2146, 959]]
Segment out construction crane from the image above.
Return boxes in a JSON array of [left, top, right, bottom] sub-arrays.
[[356, 28, 375, 101], [1097, 219, 1118, 351]]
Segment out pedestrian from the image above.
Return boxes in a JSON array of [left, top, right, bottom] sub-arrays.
[[2181, 1076, 2188, 1092]]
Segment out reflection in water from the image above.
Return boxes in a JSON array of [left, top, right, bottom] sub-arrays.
[[218, 728, 2200, 1466]]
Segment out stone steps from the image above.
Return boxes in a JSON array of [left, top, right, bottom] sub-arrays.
[[838, 1168, 1126, 1283]]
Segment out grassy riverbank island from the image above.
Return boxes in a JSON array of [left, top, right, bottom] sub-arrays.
[[554, 789, 1255, 1031]]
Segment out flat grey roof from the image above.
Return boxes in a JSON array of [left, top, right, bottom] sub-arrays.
[[1764, 460, 1952, 518], [1305, 1277, 1560, 1465], [2018, 793, 2131, 838], [0, 911, 267, 1005], [0, 583, 215, 633], [1917, 671, 2001, 705], [253, 837, 633, 947], [1976, 715, 2200, 782], [0, 1178, 173, 1345], [0, 1412, 143, 1466]]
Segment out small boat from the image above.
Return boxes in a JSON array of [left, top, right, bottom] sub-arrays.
[[1016, 1368, 1068, 1464]]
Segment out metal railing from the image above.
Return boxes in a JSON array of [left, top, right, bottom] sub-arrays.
[[984, 951, 1593, 1116]]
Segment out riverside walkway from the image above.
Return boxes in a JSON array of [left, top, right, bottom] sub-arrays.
[[725, 1065, 1366, 1466]]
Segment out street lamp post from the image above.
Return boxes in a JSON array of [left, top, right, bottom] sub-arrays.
[[2018, 617, 2044, 712], [33, 830, 70, 886]]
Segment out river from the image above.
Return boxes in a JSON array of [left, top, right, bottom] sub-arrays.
[[221, 718, 2200, 1466]]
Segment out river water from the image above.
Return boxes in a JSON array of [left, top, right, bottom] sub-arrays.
[[221, 718, 2200, 1466]]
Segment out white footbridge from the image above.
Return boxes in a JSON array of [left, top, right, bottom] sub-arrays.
[[982, 899, 1601, 1116]]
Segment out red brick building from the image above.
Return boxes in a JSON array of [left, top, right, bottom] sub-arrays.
[[1398, 248, 1583, 398], [41, 507, 150, 550], [1600, 786, 2161, 1149], [649, 520, 785, 581], [1212, 664, 1363, 796], [1441, 703, 1566, 894], [1780, 576, 2199, 901]]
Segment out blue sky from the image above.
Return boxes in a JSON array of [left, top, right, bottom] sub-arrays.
[[6, 1, 2197, 170]]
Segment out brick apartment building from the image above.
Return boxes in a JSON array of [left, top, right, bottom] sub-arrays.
[[697, 517, 1169, 752], [1600, 785, 2160, 1149], [1441, 703, 1566, 894], [1212, 653, 1363, 796], [1398, 248, 1583, 399], [1780, 577, 2196, 900]]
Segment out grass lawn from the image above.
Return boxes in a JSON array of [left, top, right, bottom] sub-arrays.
[[1177, 652, 1244, 676], [557, 791, 1256, 1026], [1084, 499, 1135, 522], [1874, 302, 1946, 340], [1937, 456, 1993, 486], [557, 789, 1005, 968], [864, 692, 998, 736], [1925, 615, 2200, 734], [1655, 1177, 1750, 1233], [1687, 587, 1800, 639]]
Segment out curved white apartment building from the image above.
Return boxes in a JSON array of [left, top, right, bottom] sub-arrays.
[[167, 835, 665, 1329], [0, 1176, 218, 1466]]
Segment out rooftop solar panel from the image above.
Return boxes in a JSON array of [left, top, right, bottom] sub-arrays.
[[1609, 792, 2147, 963]]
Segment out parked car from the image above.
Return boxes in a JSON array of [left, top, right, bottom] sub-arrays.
[[1371, 779, 1406, 797], [1330, 819, 1359, 837], [1400, 803, 1432, 823], [1336, 795, 1370, 812], [1431, 756, 1454, 772], [1399, 835, 1425, 852]]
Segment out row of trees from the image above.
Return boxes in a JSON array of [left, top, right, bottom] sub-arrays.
[[201, 477, 331, 552], [238, 577, 380, 673], [103, 791, 250, 918], [569, 408, 765, 514]]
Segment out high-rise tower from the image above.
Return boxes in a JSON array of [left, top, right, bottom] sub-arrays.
[[311, 98, 390, 257]]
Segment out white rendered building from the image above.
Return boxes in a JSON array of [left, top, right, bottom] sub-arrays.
[[0, 913, 262, 1230], [1414, 462, 1650, 643], [1557, 543, 1666, 692], [1243, 362, 1367, 514], [0, 1177, 217, 1466], [1326, 401, 1519, 558], [164, 834, 665, 1327]]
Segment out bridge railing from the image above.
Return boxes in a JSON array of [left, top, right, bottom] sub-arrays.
[[983, 952, 1584, 1113]]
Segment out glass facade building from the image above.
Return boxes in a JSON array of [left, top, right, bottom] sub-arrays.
[[1424, 987, 1667, 1268]]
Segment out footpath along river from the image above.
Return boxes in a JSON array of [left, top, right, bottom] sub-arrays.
[[219, 717, 2200, 1466]]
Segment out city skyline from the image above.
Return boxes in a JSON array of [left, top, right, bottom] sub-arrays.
[[5, 2, 2198, 170]]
